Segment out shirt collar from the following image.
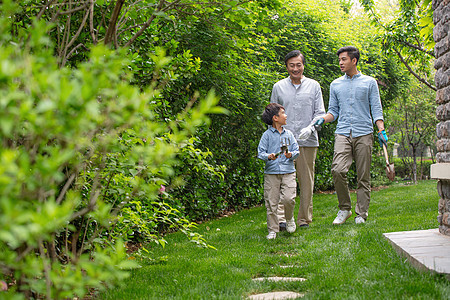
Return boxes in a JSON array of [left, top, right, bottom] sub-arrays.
[[344, 71, 362, 79], [269, 126, 285, 133], [288, 76, 304, 86]]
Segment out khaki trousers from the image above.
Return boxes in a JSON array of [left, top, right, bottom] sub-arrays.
[[264, 173, 296, 233], [278, 147, 317, 225], [331, 133, 373, 220]]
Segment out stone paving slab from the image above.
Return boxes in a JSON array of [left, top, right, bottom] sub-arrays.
[[248, 291, 304, 300], [279, 265, 295, 269], [383, 228, 450, 279]]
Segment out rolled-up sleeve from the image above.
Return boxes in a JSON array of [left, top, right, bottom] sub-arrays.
[[369, 80, 384, 123], [327, 84, 339, 121]]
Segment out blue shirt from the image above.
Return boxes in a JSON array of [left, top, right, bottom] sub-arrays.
[[271, 77, 325, 147], [328, 72, 384, 137], [257, 127, 299, 174]]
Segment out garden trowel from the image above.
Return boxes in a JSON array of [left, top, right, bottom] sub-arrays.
[[382, 143, 395, 181], [274, 137, 291, 158]]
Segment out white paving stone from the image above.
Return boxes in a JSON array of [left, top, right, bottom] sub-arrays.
[[383, 228, 450, 279], [248, 291, 304, 300], [252, 277, 306, 282]]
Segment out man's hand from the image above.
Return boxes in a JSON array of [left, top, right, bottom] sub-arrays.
[[313, 117, 325, 127], [378, 130, 388, 147], [298, 126, 314, 140], [268, 153, 276, 160], [285, 151, 292, 159]]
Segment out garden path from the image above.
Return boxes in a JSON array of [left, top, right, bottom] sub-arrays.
[[249, 277, 306, 299], [384, 228, 450, 280]]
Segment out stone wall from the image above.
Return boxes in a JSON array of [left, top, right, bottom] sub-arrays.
[[433, 0, 450, 236]]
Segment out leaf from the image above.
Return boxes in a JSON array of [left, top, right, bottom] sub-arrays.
[[117, 259, 140, 270]]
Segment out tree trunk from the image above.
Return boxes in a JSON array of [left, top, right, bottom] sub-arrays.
[[420, 151, 424, 180], [412, 147, 417, 183], [104, 0, 125, 46]]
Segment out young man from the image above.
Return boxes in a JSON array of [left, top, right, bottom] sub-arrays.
[[314, 46, 388, 224], [257, 103, 300, 239], [270, 50, 326, 229]]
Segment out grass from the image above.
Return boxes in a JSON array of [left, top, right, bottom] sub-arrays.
[[101, 180, 450, 299]]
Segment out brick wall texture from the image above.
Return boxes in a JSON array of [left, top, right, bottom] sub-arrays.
[[433, 0, 450, 236]]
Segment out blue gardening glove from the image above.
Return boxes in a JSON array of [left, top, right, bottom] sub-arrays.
[[378, 130, 388, 147], [313, 117, 325, 132], [314, 117, 325, 127]]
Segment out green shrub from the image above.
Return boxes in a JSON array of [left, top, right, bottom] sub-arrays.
[[391, 157, 433, 180], [0, 3, 222, 298]]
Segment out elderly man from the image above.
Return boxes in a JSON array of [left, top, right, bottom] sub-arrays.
[[271, 50, 325, 229]]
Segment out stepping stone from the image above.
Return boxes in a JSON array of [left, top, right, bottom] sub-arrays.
[[252, 277, 306, 282], [279, 265, 295, 269], [248, 291, 304, 299]]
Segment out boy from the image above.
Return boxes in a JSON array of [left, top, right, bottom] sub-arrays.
[[257, 103, 299, 239]]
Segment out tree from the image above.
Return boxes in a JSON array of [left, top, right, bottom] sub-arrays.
[[359, 0, 436, 90], [388, 82, 437, 182], [15, 0, 279, 67]]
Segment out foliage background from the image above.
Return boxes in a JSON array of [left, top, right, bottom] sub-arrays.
[[0, 0, 437, 298]]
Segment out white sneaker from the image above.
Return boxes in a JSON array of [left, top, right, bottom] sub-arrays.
[[355, 216, 366, 224], [266, 232, 276, 240], [332, 210, 352, 225], [286, 218, 296, 233]]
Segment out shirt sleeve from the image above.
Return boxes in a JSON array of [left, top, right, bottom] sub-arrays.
[[270, 83, 279, 104], [257, 132, 270, 161], [309, 83, 326, 126], [369, 79, 384, 123], [288, 131, 299, 160], [327, 83, 339, 122]]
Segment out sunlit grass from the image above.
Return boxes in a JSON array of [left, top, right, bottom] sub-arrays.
[[101, 180, 450, 299]]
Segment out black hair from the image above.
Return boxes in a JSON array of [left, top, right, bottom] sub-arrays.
[[337, 46, 360, 64], [262, 103, 284, 126], [284, 50, 306, 66]]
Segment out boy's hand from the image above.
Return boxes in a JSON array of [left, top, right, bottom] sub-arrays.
[[285, 151, 292, 159], [268, 153, 276, 160]]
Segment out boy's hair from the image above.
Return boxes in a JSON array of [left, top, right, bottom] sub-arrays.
[[337, 46, 360, 64], [284, 50, 306, 66], [262, 103, 284, 126]]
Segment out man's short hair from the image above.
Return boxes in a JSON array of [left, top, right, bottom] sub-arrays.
[[337, 46, 360, 64], [262, 103, 284, 126], [284, 50, 306, 66]]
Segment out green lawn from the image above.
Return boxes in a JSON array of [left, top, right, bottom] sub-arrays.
[[101, 180, 450, 299]]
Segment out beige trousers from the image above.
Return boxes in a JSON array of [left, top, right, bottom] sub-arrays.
[[278, 147, 317, 225], [331, 133, 373, 220], [264, 173, 296, 233]]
